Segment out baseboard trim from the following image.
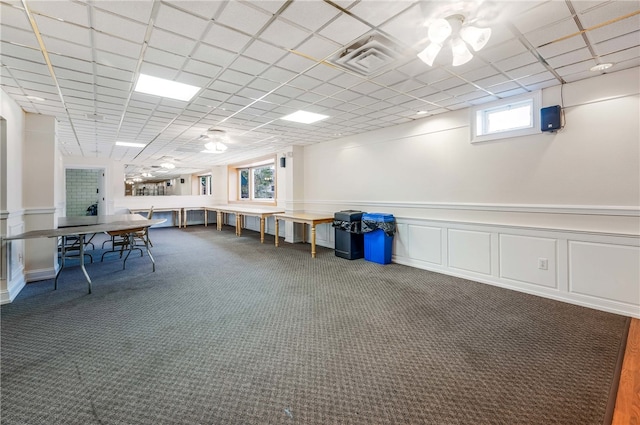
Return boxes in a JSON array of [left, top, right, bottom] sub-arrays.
[[0, 275, 26, 304], [25, 266, 57, 283]]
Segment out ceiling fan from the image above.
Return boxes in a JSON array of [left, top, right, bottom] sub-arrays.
[[198, 128, 229, 153]]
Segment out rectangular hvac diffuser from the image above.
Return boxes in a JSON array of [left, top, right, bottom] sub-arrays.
[[541, 105, 562, 132]]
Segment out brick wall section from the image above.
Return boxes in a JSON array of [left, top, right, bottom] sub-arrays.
[[66, 169, 99, 216]]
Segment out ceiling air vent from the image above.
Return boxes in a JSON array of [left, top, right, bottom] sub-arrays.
[[330, 32, 403, 76]]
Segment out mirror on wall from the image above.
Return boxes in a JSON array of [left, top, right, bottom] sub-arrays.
[[124, 164, 210, 196]]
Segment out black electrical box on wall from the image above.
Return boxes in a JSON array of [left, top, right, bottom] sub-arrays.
[[541, 105, 561, 132]]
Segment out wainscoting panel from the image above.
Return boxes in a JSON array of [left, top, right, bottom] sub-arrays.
[[568, 241, 640, 305], [382, 217, 639, 318], [499, 234, 557, 289], [408, 225, 442, 265], [448, 229, 492, 275]]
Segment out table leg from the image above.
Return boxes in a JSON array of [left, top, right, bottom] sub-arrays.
[[302, 223, 306, 244], [54, 236, 66, 290], [311, 225, 317, 258], [275, 218, 279, 247], [217, 211, 222, 231], [78, 235, 92, 293], [260, 218, 265, 243], [204, 209, 208, 227], [237, 214, 243, 236]]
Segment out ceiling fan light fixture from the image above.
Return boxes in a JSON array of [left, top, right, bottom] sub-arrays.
[[460, 26, 492, 51], [204, 141, 228, 153], [418, 42, 442, 66], [427, 18, 452, 44], [451, 38, 474, 66]]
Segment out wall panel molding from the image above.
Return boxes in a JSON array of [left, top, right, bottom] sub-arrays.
[[304, 200, 640, 217]]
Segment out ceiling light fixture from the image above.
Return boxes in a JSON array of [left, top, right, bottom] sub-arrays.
[[418, 14, 491, 67], [590, 63, 613, 72], [281, 110, 329, 124], [134, 74, 200, 102], [160, 162, 176, 169], [116, 141, 146, 148], [200, 128, 229, 153], [26, 95, 45, 101]]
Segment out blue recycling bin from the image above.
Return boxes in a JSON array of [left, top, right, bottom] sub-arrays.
[[362, 213, 395, 264]]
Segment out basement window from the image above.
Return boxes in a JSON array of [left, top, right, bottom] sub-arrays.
[[229, 155, 276, 204], [471, 91, 541, 143]]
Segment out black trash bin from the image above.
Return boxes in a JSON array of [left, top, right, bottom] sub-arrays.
[[333, 210, 364, 260]]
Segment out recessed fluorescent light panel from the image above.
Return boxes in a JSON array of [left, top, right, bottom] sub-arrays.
[[116, 141, 146, 148], [281, 110, 329, 124], [134, 74, 200, 101]]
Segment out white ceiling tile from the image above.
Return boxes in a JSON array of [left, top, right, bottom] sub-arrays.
[[517, 71, 556, 86], [536, 37, 588, 59], [0, 3, 31, 30], [202, 23, 252, 51], [94, 50, 138, 72], [154, 3, 210, 39], [600, 46, 640, 64], [139, 62, 179, 80], [0, 25, 40, 48], [478, 39, 528, 64], [596, 31, 640, 56], [350, 1, 414, 27], [41, 36, 92, 61], [546, 48, 593, 68], [93, 31, 142, 58], [524, 18, 582, 47], [287, 75, 322, 91], [144, 47, 186, 70], [493, 51, 538, 72], [247, 78, 282, 92], [557, 61, 598, 77], [279, 1, 341, 32], [229, 56, 270, 77], [217, 1, 272, 35], [0, 42, 47, 65], [92, 1, 154, 25], [183, 59, 222, 78], [176, 71, 210, 88], [511, 1, 573, 34], [586, 16, 639, 44], [92, 8, 148, 42], [165, 1, 224, 20], [218, 68, 255, 86], [276, 52, 318, 73], [579, 1, 640, 28], [242, 39, 288, 64], [29, 0, 89, 26], [506, 62, 547, 80], [95, 63, 134, 82], [8, 69, 53, 86], [148, 28, 197, 57], [33, 16, 91, 46], [377, 3, 423, 47], [191, 43, 236, 68], [49, 54, 93, 73], [318, 14, 372, 46], [296, 35, 342, 61], [259, 19, 311, 50]]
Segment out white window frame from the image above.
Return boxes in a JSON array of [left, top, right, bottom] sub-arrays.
[[470, 91, 541, 144], [231, 156, 276, 204]]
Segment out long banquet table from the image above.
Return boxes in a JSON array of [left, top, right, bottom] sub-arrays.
[[3, 214, 165, 294]]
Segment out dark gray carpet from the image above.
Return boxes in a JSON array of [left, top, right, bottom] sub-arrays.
[[1, 226, 628, 425]]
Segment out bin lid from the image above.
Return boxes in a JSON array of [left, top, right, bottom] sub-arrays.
[[335, 210, 363, 221], [362, 213, 394, 222]]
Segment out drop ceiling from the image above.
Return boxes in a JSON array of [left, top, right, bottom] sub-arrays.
[[1, 0, 638, 179]]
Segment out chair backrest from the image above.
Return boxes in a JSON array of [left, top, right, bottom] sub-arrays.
[[148, 206, 154, 220]]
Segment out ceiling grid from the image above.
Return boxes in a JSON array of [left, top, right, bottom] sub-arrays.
[[0, 0, 637, 178]]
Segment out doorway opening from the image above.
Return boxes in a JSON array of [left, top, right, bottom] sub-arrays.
[[65, 168, 106, 216]]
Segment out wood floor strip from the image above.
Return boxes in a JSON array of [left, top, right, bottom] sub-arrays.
[[612, 317, 640, 425]]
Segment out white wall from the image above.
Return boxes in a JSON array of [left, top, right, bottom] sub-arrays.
[[1, 89, 26, 302], [300, 68, 640, 317]]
